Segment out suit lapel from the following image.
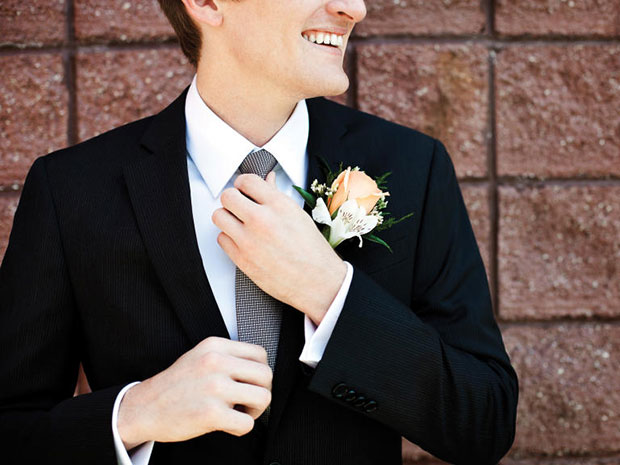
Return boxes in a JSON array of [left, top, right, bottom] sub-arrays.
[[304, 97, 361, 196], [123, 88, 230, 346]]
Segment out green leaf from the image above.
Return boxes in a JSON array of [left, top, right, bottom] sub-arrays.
[[321, 226, 330, 241], [374, 171, 392, 190], [374, 211, 414, 232], [365, 234, 393, 253], [317, 155, 334, 182], [292, 185, 316, 209]]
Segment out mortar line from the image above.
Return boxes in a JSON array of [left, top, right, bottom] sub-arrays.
[[64, 0, 77, 146], [499, 318, 620, 327], [487, 0, 500, 318]]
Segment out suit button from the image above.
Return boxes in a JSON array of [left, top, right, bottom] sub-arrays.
[[332, 383, 348, 398], [344, 389, 357, 402], [364, 400, 378, 412], [353, 395, 366, 408]]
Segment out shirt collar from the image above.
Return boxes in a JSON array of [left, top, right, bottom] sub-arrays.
[[185, 75, 309, 198]]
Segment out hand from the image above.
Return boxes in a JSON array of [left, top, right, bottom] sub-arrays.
[[117, 337, 272, 449], [212, 171, 347, 324]]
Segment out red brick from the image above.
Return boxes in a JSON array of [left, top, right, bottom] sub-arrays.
[[74, 0, 174, 43], [503, 456, 620, 464], [496, 0, 620, 37], [495, 45, 620, 179], [0, 193, 20, 260], [503, 324, 620, 457], [355, 0, 487, 37], [498, 185, 620, 320], [76, 48, 194, 141], [0, 0, 66, 45], [73, 363, 92, 396], [357, 44, 489, 178], [462, 184, 491, 278], [0, 54, 68, 188]]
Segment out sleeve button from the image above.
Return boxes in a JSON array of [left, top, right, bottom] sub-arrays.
[[344, 389, 357, 402], [353, 395, 366, 408], [363, 400, 378, 412], [332, 383, 348, 398]]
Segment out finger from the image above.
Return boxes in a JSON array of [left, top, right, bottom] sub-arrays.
[[215, 232, 242, 266], [234, 173, 276, 205], [219, 187, 258, 224], [212, 207, 245, 243], [201, 337, 269, 364], [217, 406, 255, 436], [226, 357, 273, 389], [266, 171, 277, 188], [224, 382, 271, 414], [238, 403, 266, 421]]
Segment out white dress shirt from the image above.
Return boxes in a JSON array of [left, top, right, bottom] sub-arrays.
[[112, 75, 354, 464]]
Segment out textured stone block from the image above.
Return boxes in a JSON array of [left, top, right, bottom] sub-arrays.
[[496, 0, 620, 36], [462, 184, 491, 276], [357, 44, 489, 178], [0, 193, 20, 261], [74, 0, 174, 42], [355, 0, 486, 37], [503, 456, 620, 464], [498, 185, 620, 320], [0, 0, 66, 45], [76, 48, 194, 141], [0, 54, 68, 188], [495, 45, 620, 178], [503, 324, 620, 457]]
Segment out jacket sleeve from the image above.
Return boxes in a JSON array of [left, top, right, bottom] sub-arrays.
[[0, 157, 126, 464], [305, 139, 519, 465]]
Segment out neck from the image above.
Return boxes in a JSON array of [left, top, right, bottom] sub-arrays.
[[194, 62, 299, 148]]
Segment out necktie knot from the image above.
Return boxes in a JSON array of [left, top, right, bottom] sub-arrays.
[[238, 149, 278, 180]]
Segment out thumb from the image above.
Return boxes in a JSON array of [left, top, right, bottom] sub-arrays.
[[266, 171, 277, 187]]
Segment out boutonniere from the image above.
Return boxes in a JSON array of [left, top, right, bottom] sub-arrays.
[[293, 160, 413, 252]]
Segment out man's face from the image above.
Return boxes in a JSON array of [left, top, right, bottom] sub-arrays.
[[217, 0, 367, 100]]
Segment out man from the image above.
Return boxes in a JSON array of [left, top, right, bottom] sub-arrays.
[[0, 0, 518, 464]]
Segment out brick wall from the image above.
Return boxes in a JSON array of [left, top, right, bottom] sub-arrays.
[[1, 1, 618, 463]]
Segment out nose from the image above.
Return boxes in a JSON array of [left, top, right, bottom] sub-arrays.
[[327, 0, 367, 24]]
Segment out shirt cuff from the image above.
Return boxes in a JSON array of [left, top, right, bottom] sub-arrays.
[[112, 381, 155, 465], [299, 261, 353, 368]]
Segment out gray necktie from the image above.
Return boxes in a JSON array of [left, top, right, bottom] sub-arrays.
[[235, 149, 283, 424]]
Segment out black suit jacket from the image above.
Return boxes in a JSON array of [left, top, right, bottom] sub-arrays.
[[0, 89, 518, 464]]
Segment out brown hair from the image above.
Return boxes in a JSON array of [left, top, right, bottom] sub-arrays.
[[157, 1, 202, 66]]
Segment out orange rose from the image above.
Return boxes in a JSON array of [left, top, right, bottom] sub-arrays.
[[327, 167, 388, 216]]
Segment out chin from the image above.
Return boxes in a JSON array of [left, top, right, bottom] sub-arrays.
[[301, 73, 350, 100]]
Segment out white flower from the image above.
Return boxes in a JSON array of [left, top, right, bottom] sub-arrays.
[[312, 198, 378, 248]]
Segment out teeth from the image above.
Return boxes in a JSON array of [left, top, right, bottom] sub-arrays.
[[303, 31, 344, 48]]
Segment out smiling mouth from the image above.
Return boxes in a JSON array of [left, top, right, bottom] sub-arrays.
[[302, 31, 344, 49]]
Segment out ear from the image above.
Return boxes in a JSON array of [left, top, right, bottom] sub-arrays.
[[181, 0, 223, 27]]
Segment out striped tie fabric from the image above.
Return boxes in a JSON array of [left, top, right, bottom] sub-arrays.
[[235, 149, 283, 424]]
